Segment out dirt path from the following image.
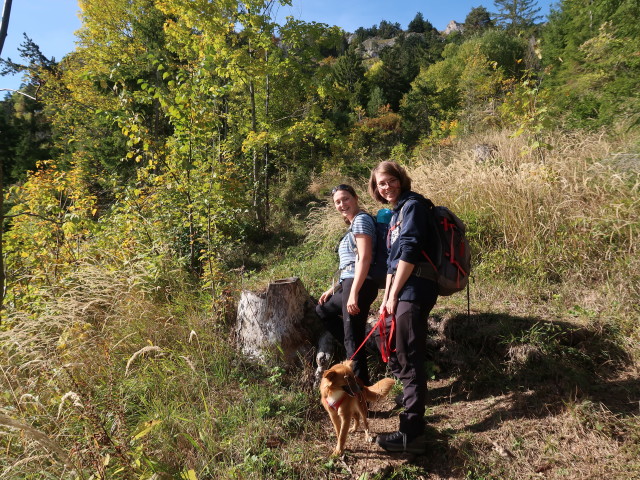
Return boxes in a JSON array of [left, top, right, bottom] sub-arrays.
[[320, 370, 640, 479], [321, 378, 458, 479], [314, 310, 640, 479]]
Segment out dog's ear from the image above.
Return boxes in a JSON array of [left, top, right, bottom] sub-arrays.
[[323, 370, 337, 383], [343, 359, 355, 371]]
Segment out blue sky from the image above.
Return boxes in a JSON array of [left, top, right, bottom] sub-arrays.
[[1, 0, 556, 93]]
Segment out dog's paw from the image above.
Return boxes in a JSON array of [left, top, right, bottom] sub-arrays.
[[331, 447, 344, 456], [365, 432, 374, 443]]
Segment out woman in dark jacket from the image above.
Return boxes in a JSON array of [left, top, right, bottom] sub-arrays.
[[368, 161, 438, 454]]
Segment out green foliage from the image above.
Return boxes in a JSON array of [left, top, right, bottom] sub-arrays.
[[330, 49, 367, 111], [0, 92, 54, 182], [374, 464, 429, 479], [372, 38, 420, 111], [400, 30, 525, 139], [499, 74, 553, 156], [407, 12, 437, 35], [475, 29, 527, 76], [0, 34, 58, 87], [353, 19, 402, 41], [0, 36, 62, 184], [346, 107, 403, 160], [3, 161, 100, 308], [542, 0, 640, 130], [366, 85, 387, 116], [377, 20, 403, 39]]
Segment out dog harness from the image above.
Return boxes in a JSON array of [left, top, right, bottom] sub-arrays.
[[324, 391, 347, 411]]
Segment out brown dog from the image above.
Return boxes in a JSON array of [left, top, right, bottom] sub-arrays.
[[320, 360, 395, 456]]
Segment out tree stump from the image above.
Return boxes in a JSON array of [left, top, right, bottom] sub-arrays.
[[235, 277, 325, 365]]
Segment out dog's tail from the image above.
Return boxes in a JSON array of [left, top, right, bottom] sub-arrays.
[[364, 378, 395, 402]]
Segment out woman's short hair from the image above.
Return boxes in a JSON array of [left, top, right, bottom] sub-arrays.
[[368, 161, 412, 203], [331, 184, 357, 199]]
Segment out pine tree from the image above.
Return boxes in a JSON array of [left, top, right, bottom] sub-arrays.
[[493, 0, 542, 32], [464, 6, 495, 36], [408, 12, 426, 33], [378, 20, 402, 39]]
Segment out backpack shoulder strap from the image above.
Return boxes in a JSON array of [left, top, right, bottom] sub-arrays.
[[400, 197, 436, 222], [393, 198, 425, 229], [391, 197, 439, 255], [346, 211, 374, 252]]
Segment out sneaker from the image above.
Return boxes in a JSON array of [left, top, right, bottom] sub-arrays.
[[377, 431, 426, 454]]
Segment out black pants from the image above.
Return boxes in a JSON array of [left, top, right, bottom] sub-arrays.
[[385, 289, 437, 438], [315, 277, 379, 385]]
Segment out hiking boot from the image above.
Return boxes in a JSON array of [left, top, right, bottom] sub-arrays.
[[377, 431, 426, 454]]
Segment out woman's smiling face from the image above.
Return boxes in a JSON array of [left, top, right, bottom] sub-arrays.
[[375, 172, 401, 205], [333, 190, 359, 221]]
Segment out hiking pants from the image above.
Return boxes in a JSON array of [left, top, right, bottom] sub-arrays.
[[315, 277, 379, 385], [386, 292, 437, 439]]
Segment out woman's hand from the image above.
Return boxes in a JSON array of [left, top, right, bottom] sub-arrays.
[[379, 291, 388, 314], [384, 295, 398, 316], [347, 291, 360, 315], [318, 289, 333, 305], [382, 261, 413, 315]]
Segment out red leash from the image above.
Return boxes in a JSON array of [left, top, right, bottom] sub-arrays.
[[349, 309, 396, 363]]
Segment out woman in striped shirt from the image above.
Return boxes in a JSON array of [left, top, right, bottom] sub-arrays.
[[316, 184, 379, 386]]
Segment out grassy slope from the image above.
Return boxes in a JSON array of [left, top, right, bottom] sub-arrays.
[[1, 130, 639, 479], [242, 128, 640, 479]]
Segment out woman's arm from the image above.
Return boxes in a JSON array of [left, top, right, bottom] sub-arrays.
[[318, 281, 342, 305], [347, 233, 372, 315], [379, 273, 393, 314], [383, 200, 428, 314]]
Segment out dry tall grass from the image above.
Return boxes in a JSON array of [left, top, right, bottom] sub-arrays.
[[0, 259, 209, 478], [413, 132, 636, 262], [304, 129, 639, 354], [0, 255, 326, 479], [412, 131, 638, 331]]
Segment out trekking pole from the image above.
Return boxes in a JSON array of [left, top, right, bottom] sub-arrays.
[[466, 278, 471, 320]]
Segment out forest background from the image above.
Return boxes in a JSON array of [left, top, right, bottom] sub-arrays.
[[0, 0, 639, 478]]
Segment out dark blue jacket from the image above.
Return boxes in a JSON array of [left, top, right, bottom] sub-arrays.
[[387, 191, 438, 302]]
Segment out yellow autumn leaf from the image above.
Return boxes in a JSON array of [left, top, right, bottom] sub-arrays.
[[132, 419, 162, 441], [183, 470, 198, 480]]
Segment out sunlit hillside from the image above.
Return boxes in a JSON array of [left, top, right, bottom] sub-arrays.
[[1, 0, 639, 478]]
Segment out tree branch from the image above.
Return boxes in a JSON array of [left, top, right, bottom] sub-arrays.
[[0, 88, 37, 100], [2, 211, 63, 225]]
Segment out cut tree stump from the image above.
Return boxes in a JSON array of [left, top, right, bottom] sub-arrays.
[[235, 277, 326, 364]]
